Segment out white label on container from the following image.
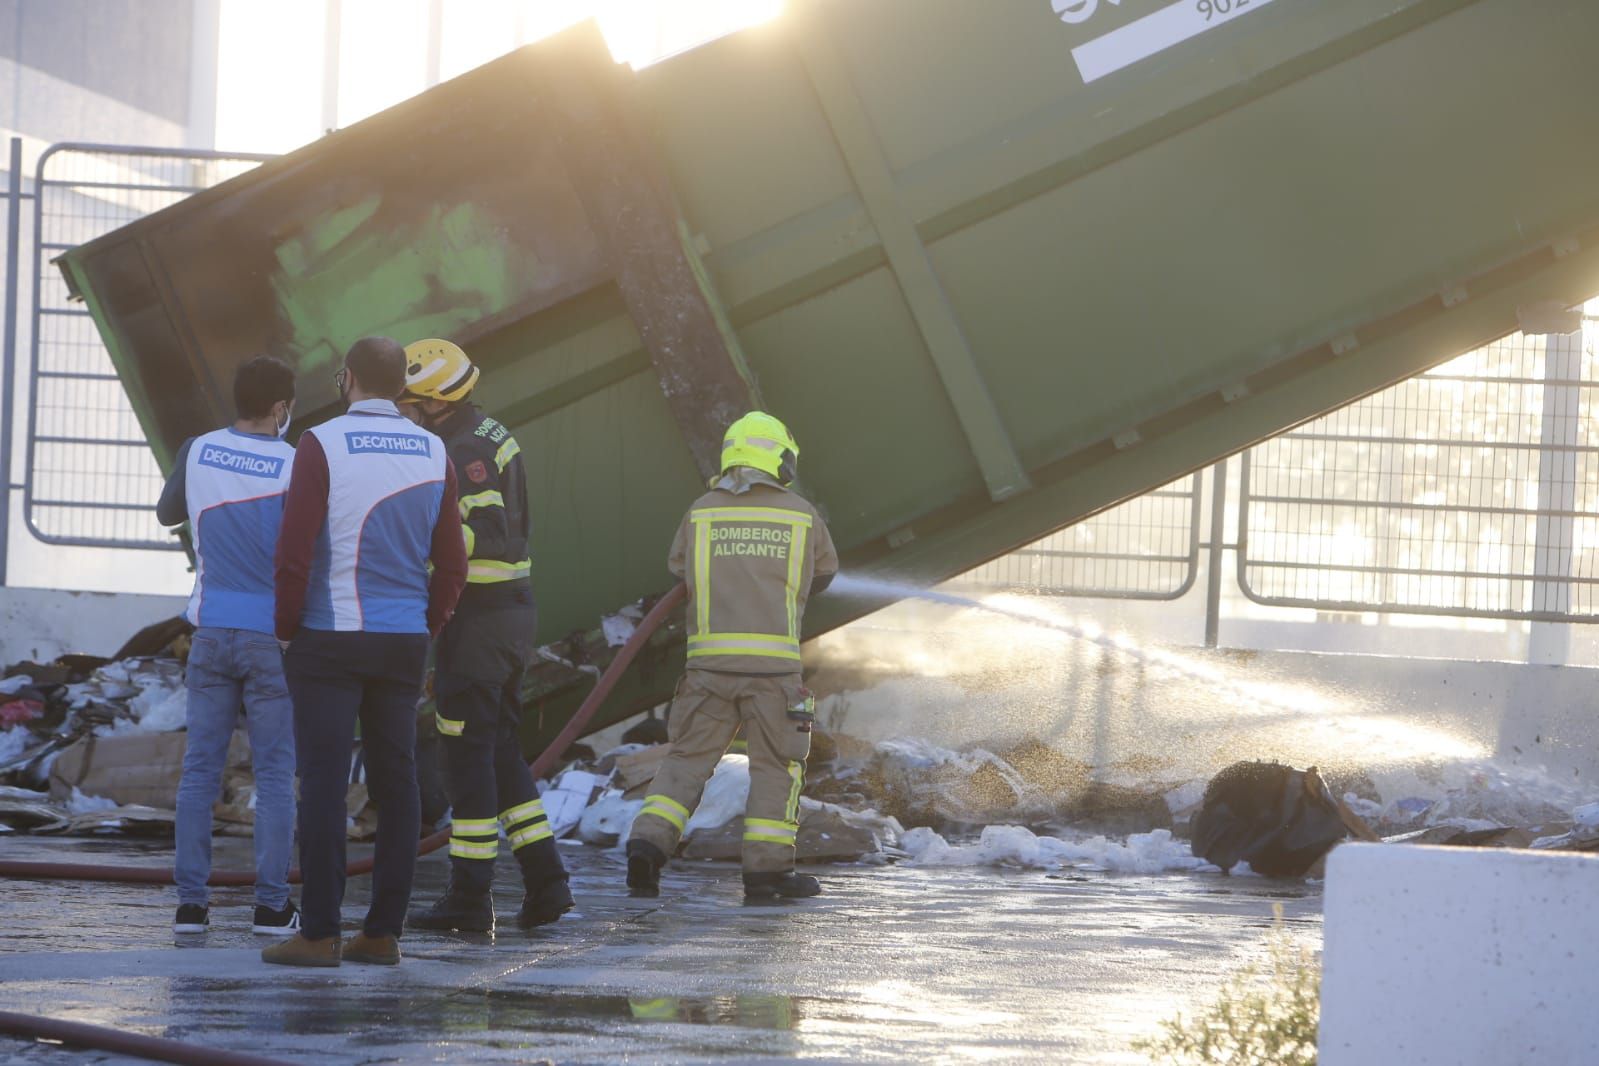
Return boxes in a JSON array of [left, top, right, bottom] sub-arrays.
[[1071, 0, 1278, 84]]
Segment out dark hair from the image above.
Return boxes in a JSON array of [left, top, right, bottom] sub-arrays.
[[344, 336, 407, 400], [233, 354, 296, 419]]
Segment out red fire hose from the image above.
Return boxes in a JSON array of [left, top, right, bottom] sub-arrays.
[[0, 1012, 296, 1066], [0, 583, 686, 886]]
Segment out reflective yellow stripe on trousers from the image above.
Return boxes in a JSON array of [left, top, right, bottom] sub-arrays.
[[638, 793, 690, 833], [743, 816, 798, 846], [449, 816, 499, 860]]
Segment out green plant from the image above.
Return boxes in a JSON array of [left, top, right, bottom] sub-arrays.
[[1134, 905, 1320, 1066]]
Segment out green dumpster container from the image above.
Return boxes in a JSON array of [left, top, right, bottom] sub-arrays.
[[57, 0, 1599, 746]]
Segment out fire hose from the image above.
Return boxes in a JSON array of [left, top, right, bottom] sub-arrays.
[[0, 582, 686, 886]]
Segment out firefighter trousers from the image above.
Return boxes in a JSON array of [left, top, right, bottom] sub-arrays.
[[629, 669, 811, 874], [433, 590, 565, 895]]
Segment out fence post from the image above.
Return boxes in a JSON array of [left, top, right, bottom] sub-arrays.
[[1, 136, 23, 587], [1528, 310, 1584, 664], [1204, 458, 1228, 648]]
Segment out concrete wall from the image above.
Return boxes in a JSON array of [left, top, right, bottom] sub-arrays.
[[1322, 843, 1599, 1066], [0, 586, 186, 662]]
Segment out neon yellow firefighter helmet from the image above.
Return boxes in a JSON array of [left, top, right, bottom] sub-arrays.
[[401, 338, 479, 403], [721, 411, 799, 484]]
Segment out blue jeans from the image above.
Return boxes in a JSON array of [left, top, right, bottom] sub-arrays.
[[176, 627, 296, 909]]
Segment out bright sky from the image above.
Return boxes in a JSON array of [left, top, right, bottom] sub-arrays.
[[214, 0, 785, 154]]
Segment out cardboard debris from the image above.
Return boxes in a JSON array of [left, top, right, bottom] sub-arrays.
[[612, 744, 669, 797], [64, 805, 176, 836], [0, 785, 70, 832], [47, 730, 252, 812]]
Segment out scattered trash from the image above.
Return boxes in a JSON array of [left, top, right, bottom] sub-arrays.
[[1190, 761, 1378, 877]]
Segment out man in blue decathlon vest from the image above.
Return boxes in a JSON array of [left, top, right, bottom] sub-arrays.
[[264, 336, 467, 969], [156, 355, 301, 938]]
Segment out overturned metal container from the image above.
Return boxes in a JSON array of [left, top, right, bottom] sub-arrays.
[[57, 0, 1599, 746]]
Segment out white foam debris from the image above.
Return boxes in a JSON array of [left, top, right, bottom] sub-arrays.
[[577, 789, 643, 846], [902, 824, 1212, 874], [66, 787, 118, 815], [542, 770, 608, 838], [1574, 802, 1599, 829], [684, 755, 750, 834], [0, 727, 30, 765], [96, 680, 186, 737], [0, 675, 33, 696]]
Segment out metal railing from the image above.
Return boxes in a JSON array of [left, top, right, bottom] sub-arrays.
[[1239, 329, 1599, 621], [24, 143, 270, 549], [960, 473, 1202, 599]]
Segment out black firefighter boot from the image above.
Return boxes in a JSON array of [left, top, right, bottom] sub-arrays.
[[626, 839, 667, 898], [514, 840, 574, 929], [743, 871, 822, 900], [409, 867, 495, 932]]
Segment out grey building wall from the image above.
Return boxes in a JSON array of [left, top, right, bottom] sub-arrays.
[[1, 0, 217, 147]]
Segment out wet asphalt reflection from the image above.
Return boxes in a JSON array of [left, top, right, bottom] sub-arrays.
[[0, 836, 1321, 1064]]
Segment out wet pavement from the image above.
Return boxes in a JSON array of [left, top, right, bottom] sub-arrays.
[[0, 836, 1321, 1064]]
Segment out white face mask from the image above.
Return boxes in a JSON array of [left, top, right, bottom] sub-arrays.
[[275, 404, 292, 439]]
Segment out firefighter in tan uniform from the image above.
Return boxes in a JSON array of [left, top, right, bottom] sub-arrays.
[[626, 412, 839, 901]]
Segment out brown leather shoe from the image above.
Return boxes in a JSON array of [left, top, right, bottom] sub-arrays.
[[261, 933, 340, 968], [342, 932, 401, 966]]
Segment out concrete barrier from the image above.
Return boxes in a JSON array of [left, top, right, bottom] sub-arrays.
[[1321, 843, 1599, 1066]]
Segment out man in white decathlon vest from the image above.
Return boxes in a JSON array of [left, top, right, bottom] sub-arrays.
[[264, 336, 467, 969], [156, 355, 301, 938]]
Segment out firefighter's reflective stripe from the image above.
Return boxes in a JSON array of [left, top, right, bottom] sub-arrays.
[[687, 634, 801, 661], [743, 816, 798, 846], [784, 522, 807, 642], [495, 437, 521, 471], [462, 524, 476, 558], [450, 838, 499, 859], [690, 507, 812, 526], [449, 815, 500, 860], [459, 489, 503, 517], [693, 517, 712, 636], [498, 800, 544, 826], [436, 712, 465, 737], [500, 799, 553, 850], [785, 761, 805, 823], [467, 558, 532, 584], [638, 793, 690, 833], [508, 822, 554, 849], [630, 998, 679, 1021]]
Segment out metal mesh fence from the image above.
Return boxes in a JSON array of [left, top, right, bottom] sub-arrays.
[[960, 473, 1201, 599], [1240, 329, 1599, 620], [27, 145, 269, 548]]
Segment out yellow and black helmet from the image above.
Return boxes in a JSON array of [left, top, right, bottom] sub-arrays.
[[401, 338, 479, 403]]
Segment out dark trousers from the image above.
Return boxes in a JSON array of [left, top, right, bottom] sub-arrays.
[[435, 589, 564, 893], [285, 629, 428, 940]]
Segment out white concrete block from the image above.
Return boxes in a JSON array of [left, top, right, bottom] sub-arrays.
[[1321, 843, 1599, 1066]]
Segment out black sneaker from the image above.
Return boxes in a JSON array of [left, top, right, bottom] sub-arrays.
[[174, 903, 209, 934], [252, 900, 301, 936]]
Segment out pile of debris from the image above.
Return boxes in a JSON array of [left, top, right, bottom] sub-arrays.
[[538, 727, 903, 864], [0, 617, 259, 838]]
